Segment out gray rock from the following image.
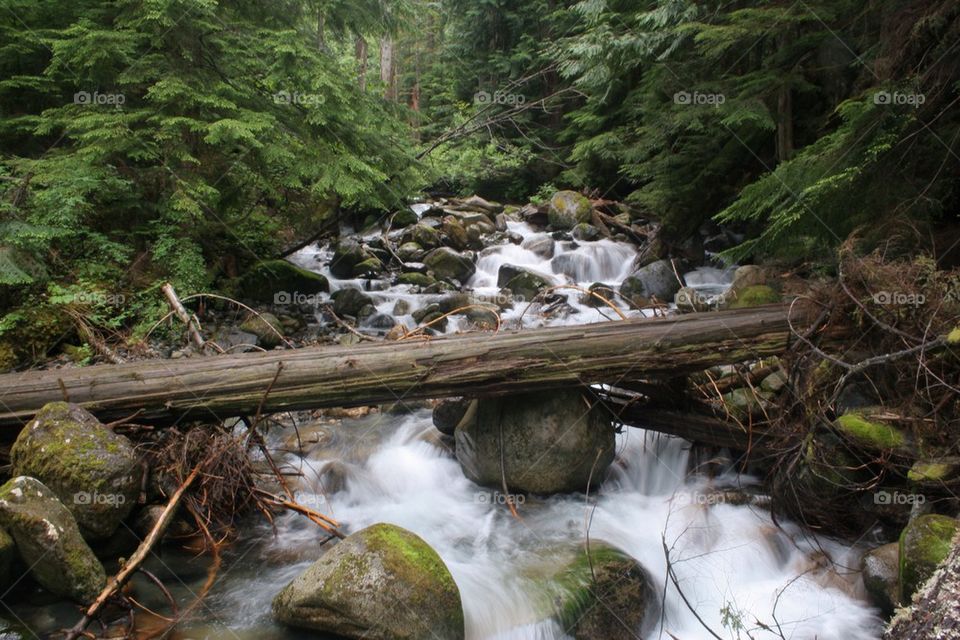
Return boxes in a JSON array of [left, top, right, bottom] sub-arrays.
[[433, 398, 475, 437], [0, 476, 105, 603], [424, 248, 476, 283], [10, 402, 141, 540], [497, 264, 553, 302], [240, 260, 328, 304], [273, 523, 464, 639], [455, 392, 615, 494], [522, 235, 555, 259], [331, 288, 374, 318], [397, 242, 425, 262], [861, 542, 899, 615], [240, 312, 285, 348], [363, 313, 396, 330], [620, 259, 681, 308], [548, 191, 592, 230], [572, 223, 601, 242], [404, 223, 442, 250], [330, 239, 369, 279]]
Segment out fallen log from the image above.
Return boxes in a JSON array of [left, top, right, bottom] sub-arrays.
[[0, 304, 831, 430]]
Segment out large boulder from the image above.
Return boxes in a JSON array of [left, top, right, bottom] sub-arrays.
[[497, 264, 553, 302], [548, 191, 592, 230], [455, 391, 616, 494], [239, 260, 328, 304], [620, 259, 681, 308], [10, 402, 141, 540], [404, 223, 442, 250], [0, 476, 106, 603], [331, 288, 374, 318], [551, 543, 658, 639], [273, 522, 464, 639], [330, 239, 370, 279], [899, 514, 958, 601], [424, 248, 476, 283], [861, 542, 899, 615]]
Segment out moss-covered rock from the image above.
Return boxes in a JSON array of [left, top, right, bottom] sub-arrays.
[[331, 288, 374, 318], [0, 526, 14, 591], [550, 543, 657, 639], [239, 312, 285, 348], [404, 223, 442, 250], [497, 264, 552, 302], [331, 239, 372, 278], [390, 209, 419, 228], [272, 522, 464, 639], [397, 242, 425, 262], [548, 191, 592, 230], [353, 257, 384, 277], [397, 272, 436, 288], [455, 391, 615, 494], [572, 223, 601, 242], [726, 285, 780, 309], [899, 514, 958, 601], [239, 260, 328, 304], [861, 542, 899, 615], [908, 459, 960, 484], [834, 409, 908, 450], [442, 217, 470, 250], [10, 402, 141, 540], [424, 247, 476, 283], [0, 476, 105, 603]]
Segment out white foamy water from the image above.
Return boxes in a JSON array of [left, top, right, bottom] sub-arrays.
[[193, 413, 880, 640]]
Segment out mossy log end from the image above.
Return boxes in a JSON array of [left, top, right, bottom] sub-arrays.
[[886, 533, 960, 640], [0, 304, 830, 432]]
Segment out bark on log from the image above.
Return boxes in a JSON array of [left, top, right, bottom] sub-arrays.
[[0, 304, 828, 430], [885, 533, 960, 640]]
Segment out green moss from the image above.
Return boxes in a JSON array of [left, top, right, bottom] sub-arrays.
[[947, 326, 960, 345], [363, 523, 457, 593], [908, 460, 958, 483], [835, 413, 906, 449], [728, 285, 780, 309], [899, 514, 958, 601], [397, 272, 436, 287]]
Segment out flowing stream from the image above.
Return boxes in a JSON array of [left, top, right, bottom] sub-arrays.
[[6, 210, 882, 639]]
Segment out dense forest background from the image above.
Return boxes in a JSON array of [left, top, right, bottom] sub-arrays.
[[1, 0, 958, 367]]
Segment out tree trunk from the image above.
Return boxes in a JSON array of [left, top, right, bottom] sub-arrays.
[[380, 36, 396, 101], [885, 533, 960, 639], [355, 37, 368, 91], [0, 304, 831, 430]]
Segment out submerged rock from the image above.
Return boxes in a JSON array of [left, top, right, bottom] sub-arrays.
[[10, 402, 141, 540], [550, 543, 658, 639], [0, 476, 105, 603], [899, 514, 958, 601], [548, 191, 592, 230], [272, 522, 464, 639], [861, 542, 899, 615], [455, 391, 615, 494]]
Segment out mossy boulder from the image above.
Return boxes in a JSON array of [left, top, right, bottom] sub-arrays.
[[548, 191, 592, 230], [442, 217, 470, 250], [353, 257, 384, 277], [899, 514, 958, 601], [834, 409, 908, 451], [0, 526, 13, 590], [397, 242, 425, 262], [240, 312, 285, 348], [908, 459, 960, 484], [497, 264, 552, 302], [550, 543, 657, 639], [331, 288, 374, 318], [390, 209, 419, 228], [10, 402, 141, 540], [455, 391, 615, 494], [572, 223, 601, 242], [424, 247, 476, 283], [330, 239, 370, 279], [404, 223, 442, 250], [397, 272, 436, 288], [861, 542, 900, 615], [726, 285, 780, 309], [620, 260, 681, 308], [239, 260, 328, 304], [0, 476, 105, 603], [272, 523, 464, 639]]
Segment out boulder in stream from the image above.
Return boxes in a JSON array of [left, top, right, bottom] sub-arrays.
[[497, 264, 553, 302], [10, 401, 141, 540], [0, 476, 106, 603], [455, 391, 615, 494], [620, 259, 681, 307], [899, 513, 958, 601], [433, 397, 475, 436], [550, 543, 658, 639], [273, 522, 464, 639], [424, 247, 476, 283], [548, 191, 592, 230], [332, 287, 374, 318], [239, 259, 328, 304]]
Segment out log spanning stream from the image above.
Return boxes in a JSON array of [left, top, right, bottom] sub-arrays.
[[7, 213, 881, 639]]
